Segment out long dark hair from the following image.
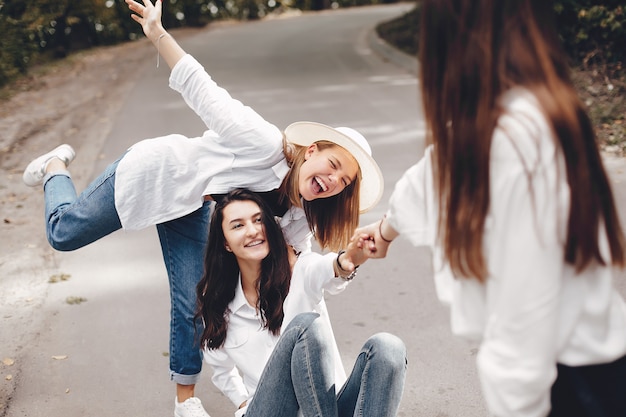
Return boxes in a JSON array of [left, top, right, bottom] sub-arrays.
[[195, 189, 292, 350], [420, 0, 625, 280]]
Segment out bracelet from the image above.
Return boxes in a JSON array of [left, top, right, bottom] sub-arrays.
[[156, 33, 168, 68], [378, 215, 393, 243], [336, 250, 359, 281]]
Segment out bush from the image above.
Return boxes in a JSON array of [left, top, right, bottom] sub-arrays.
[[555, 1, 625, 67], [376, 1, 625, 68], [0, 1, 38, 85]]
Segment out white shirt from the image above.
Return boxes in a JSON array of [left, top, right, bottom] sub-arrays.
[[203, 252, 349, 412], [386, 88, 626, 417], [113, 55, 311, 253]]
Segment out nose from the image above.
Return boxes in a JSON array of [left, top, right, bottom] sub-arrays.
[[244, 222, 259, 236], [328, 171, 346, 190]]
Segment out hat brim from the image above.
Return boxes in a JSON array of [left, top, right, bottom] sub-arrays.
[[284, 121, 383, 213]]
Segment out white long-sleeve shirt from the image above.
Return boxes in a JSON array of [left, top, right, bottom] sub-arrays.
[[113, 55, 312, 253], [386, 88, 626, 416], [203, 252, 349, 412]]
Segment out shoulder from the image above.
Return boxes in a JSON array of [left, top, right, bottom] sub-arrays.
[[492, 88, 557, 171]]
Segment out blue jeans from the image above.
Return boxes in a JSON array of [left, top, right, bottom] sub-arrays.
[[157, 203, 211, 384], [44, 159, 122, 251], [245, 313, 407, 417], [43, 158, 210, 385]]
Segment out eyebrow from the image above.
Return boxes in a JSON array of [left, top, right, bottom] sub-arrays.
[[330, 155, 343, 169], [227, 211, 262, 225]]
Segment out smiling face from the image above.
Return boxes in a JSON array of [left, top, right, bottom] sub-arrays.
[[298, 143, 359, 202], [222, 200, 270, 263]]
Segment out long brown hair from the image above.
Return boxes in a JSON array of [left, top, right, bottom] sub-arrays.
[[195, 189, 292, 349], [419, 0, 625, 280], [281, 140, 361, 251]]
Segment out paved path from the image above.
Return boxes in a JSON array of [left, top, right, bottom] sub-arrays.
[[3, 4, 626, 417]]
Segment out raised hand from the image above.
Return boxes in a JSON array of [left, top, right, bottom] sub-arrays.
[[125, 0, 164, 42], [125, 0, 185, 69]]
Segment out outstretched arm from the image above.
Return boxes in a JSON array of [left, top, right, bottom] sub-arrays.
[[125, 0, 186, 69]]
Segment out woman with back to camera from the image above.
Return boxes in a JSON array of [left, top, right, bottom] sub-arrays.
[[196, 188, 406, 417], [21, 1, 383, 416], [353, 0, 626, 416]]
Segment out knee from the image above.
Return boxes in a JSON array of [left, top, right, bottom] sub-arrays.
[[367, 333, 407, 370], [285, 312, 320, 331], [47, 234, 79, 251]]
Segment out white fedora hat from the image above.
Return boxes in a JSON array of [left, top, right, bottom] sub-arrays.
[[284, 121, 384, 213]]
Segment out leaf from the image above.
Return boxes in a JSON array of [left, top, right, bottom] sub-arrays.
[[5, 375, 12, 381], [65, 296, 87, 305], [51, 355, 68, 360], [2, 358, 15, 366], [49, 273, 72, 283]]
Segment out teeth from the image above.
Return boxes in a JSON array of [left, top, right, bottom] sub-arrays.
[[246, 240, 263, 247], [315, 177, 328, 192]]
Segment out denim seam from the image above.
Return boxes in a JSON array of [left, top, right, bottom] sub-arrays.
[[357, 346, 373, 417]]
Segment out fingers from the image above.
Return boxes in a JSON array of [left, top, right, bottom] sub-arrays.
[[126, 0, 145, 22], [126, 0, 156, 17]]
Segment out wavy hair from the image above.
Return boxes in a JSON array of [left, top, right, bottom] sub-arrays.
[[420, 0, 625, 280], [195, 189, 292, 350]]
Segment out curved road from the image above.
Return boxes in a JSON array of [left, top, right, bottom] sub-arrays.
[[7, 5, 490, 416]]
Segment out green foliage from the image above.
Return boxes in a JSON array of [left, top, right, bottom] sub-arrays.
[[0, 1, 38, 85], [376, 2, 624, 68], [1, 0, 401, 88], [8, 0, 622, 91], [554, 2, 624, 66]]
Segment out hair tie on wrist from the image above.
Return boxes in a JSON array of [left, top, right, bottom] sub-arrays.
[[156, 33, 168, 68], [336, 250, 358, 281], [379, 215, 393, 243]]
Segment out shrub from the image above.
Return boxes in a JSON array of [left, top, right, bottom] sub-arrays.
[[554, 2, 624, 66]]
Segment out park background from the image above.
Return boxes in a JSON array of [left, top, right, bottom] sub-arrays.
[[1, 1, 625, 149], [0, 1, 625, 416]]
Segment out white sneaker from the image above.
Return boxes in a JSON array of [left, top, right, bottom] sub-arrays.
[[174, 397, 211, 417], [22, 144, 75, 187]]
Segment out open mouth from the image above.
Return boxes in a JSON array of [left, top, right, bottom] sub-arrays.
[[313, 176, 328, 194]]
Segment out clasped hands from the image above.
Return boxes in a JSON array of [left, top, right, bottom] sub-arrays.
[[349, 219, 393, 260]]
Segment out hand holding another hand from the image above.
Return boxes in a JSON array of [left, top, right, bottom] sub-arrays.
[[350, 219, 395, 259]]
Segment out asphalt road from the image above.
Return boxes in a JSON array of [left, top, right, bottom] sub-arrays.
[[7, 4, 626, 417]]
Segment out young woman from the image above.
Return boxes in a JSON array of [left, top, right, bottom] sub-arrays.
[[196, 189, 406, 417], [21, 1, 383, 416], [354, 1, 626, 416]]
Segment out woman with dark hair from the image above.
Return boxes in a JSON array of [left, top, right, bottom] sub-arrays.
[[21, 1, 383, 415], [196, 189, 406, 417], [355, 0, 626, 416]]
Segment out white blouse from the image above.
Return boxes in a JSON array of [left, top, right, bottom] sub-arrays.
[[385, 88, 626, 417], [113, 55, 312, 253], [203, 252, 349, 412]]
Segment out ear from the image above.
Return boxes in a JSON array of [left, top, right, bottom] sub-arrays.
[[304, 144, 317, 160]]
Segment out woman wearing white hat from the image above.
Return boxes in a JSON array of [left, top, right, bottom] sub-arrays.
[[21, 1, 383, 416]]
